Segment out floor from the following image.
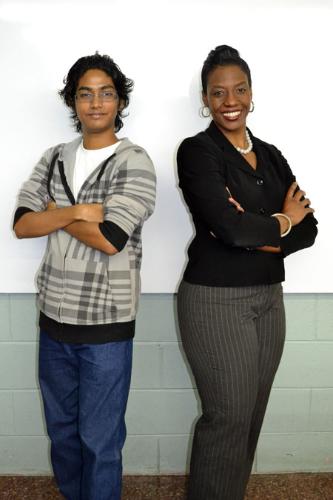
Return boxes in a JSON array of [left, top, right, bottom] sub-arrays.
[[0, 474, 332, 499]]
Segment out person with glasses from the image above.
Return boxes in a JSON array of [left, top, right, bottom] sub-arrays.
[[14, 53, 156, 500], [176, 45, 318, 500]]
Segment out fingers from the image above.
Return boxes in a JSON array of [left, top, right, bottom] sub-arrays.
[[297, 195, 314, 210], [286, 181, 298, 199], [228, 197, 244, 213], [226, 186, 245, 212], [302, 197, 311, 207], [294, 189, 306, 201], [287, 183, 314, 207], [47, 201, 57, 211]]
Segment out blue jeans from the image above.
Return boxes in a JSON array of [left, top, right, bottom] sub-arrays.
[[38, 331, 133, 500]]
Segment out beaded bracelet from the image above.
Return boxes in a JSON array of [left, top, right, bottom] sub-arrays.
[[272, 213, 292, 237]]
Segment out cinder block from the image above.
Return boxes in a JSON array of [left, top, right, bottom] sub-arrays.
[[316, 296, 333, 340], [126, 389, 198, 435], [0, 392, 15, 435], [274, 342, 333, 388], [159, 434, 192, 474], [0, 436, 51, 474], [161, 343, 195, 389], [309, 389, 333, 431], [123, 435, 159, 474], [136, 294, 178, 342], [262, 389, 311, 433], [0, 295, 11, 341], [13, 390, 46, 436], [9, 294, 38, 341], [131, 343, 163, 389], [257, 432, 333, 473], [0, 291, 332, 475], [284, 294, 316, 340], [0, 343, 38, 389]]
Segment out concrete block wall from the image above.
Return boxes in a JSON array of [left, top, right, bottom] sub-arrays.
[[0, 293, 332, 475]]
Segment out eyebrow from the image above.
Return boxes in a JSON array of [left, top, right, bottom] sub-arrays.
[[211, 81, 248, 89], [77, 84, 116, 91]]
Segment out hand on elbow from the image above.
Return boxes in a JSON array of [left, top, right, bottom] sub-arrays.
[[103, 242, 119, 256], [283, 182, 315, 226]]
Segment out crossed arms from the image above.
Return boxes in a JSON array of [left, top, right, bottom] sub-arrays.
[[14, 146, 156, 256], [14, 202, 118, 255]]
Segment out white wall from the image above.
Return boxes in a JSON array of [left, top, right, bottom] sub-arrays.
[[1, 0, 332, 292]]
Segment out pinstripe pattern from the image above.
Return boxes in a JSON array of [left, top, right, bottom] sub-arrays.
[[177, 280, 285, 500]]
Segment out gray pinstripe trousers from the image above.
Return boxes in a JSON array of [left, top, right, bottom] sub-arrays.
[[177, 280, 286, 500]]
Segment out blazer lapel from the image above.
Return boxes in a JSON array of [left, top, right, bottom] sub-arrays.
[[206, 121, 261, 178]]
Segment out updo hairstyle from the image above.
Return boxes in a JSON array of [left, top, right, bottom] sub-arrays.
[[201, 45, 252, 94]]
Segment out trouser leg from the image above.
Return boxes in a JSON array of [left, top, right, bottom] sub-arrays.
[[38, 331, 81, 500], [246, 287, 285, 464], [238, 287, 285, 491], [78, 339, 133, 500]]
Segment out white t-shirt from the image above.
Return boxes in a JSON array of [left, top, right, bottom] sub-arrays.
[[73, 140, 121, 199]]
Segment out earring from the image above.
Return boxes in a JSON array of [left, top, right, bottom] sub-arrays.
[[249, 101, 255, 113], [199, 105, 211, 118]]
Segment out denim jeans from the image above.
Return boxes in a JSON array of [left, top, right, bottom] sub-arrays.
[[38, 331, 133, 500]]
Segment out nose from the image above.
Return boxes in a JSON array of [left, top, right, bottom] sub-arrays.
[[224, 90, 237, 106], [90, 94, 103, 107]]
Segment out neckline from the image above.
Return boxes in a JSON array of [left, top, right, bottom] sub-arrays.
[[81, 139, 121, 153], [206, 121, 262, 175]]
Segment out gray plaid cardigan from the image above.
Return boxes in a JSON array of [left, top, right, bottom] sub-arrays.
[[16, 137, 156, 331]]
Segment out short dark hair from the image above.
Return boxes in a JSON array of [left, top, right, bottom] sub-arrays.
[[59, 52, 134, 133], [201, 45, 252, 94]]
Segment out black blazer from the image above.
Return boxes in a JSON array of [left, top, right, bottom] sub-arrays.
[[177, 121, 318, 287]]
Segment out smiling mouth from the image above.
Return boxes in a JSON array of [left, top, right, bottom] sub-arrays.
[[88, 113, 105, 118], [223, 111, 241, 119]]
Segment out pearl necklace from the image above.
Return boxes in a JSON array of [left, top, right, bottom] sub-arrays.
[[236, 130, 253, 155]]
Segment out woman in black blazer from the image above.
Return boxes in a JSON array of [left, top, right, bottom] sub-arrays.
[[177, 45, 317, 500]]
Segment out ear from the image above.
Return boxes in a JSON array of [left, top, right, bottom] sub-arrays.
[[118, 99, 124, 113], [202, 91, 208, 107]]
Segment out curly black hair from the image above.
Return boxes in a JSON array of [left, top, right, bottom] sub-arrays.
[[201, 45, 252, 94], [59, 52, 134, 133]]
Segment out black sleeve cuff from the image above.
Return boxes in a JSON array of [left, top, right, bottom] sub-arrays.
[[280, 214, 318, 257], [99, 221, 129, 252], [13, 207, 34, 228]]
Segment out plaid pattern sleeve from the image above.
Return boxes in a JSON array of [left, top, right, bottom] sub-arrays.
[[16, 146, 58, 212], [103, 147, 156, 236]]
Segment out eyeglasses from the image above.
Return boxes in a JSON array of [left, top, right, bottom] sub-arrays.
[[75, 90, 119, 102]]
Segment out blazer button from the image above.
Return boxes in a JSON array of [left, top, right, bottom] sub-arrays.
[[256, 179, 264, 185], [259, 207, 266, 214]]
